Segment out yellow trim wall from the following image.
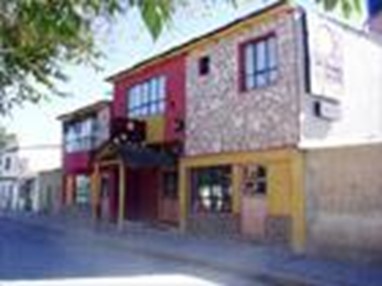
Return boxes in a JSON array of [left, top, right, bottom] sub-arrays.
[[143, 115, 165, 143], [178, 148, 306, 250]]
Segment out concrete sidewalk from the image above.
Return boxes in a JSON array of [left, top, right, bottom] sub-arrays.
[[3, 212, 382, 286]]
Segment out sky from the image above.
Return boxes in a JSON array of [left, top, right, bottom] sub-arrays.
[[2, 0, 367, 172]]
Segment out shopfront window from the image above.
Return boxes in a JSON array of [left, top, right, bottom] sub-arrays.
[[191, 166, 232, 213]]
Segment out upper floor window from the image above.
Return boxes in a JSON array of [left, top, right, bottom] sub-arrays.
[[5, 157, 11, 170], [241, 34, 278, 91], [127, 76, 166, 118], [64, 117, 98, 153], [198, 56, 210, 76]]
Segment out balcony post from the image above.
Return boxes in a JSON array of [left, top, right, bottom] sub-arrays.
[[118, 159, 126, 230], [91, 163, 101, 223]]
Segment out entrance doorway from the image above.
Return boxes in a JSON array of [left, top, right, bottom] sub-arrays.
[[126, 168, 159, 222]]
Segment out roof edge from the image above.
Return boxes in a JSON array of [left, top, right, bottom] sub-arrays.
[[57, 100, 111, 121], [105, 0, 290, 83]]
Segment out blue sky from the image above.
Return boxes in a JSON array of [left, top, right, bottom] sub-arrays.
[[3, 0, 367, 171]]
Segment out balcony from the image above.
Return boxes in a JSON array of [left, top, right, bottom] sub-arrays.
[[110, 117, 146, 144]]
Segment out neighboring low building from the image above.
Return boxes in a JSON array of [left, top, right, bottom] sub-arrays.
[[58, 100, 111, 216], [0, 135, 27, 211], [37, 168, 62, 214], [18, 176, 38, 212]]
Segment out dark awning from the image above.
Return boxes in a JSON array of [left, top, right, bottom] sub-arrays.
[[118, 144, 176, 168]]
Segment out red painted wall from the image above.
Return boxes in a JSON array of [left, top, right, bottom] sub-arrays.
[[112, 53, 187, 142], [63, 152, 92, 174]]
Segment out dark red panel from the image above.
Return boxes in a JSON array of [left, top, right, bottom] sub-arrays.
[[63, 152, 92, 174]]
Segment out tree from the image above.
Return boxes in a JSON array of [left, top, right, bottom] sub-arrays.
[[0, 0, 362, 115], [0, 0, 174, 114], [316, 0, 362, 17]]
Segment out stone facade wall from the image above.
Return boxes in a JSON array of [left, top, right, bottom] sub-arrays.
[[305, 144, 382, 263], [185, 9, 302, 156], [187, 214, 239, 239]]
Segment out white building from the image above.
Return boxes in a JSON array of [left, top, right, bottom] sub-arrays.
[[0, 135, 27, 211]]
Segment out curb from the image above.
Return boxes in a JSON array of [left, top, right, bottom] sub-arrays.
[[2, 215, 326, 286]]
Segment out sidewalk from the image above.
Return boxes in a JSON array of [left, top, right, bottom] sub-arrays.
[[3, 212, 382, 286]]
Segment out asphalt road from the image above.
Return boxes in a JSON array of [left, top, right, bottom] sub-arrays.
[[0, 218, 271, 286]]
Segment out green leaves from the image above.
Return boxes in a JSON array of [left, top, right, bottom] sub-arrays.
[[0, 0, 175, 114], [136, 0, 173, 39], [316, 0, 362, 17]]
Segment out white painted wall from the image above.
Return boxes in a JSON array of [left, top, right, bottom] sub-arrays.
[[0, 136, 26, 211], [300, 13, 382, 148]]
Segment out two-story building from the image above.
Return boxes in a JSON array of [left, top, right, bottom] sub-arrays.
[[60, 1, 382, 260], [58, 100, 111, 215]]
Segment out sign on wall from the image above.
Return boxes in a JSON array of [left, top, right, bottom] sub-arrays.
[[306, 13, 344, 100]]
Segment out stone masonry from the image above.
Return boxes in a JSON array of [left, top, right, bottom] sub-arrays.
[[185, 8, 302, 156]]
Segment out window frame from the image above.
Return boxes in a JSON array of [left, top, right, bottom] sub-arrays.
[[5, 157, 11, 170], [190, 165, 232, 214], [239, 33, 278, 92], [198, 56, 210, 76], [126, 75, 167, 118]]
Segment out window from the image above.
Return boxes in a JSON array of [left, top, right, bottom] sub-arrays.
[[127, 76, 166, 118], [241, 34, 278, 91], [64, 116, 98, 153], [5, 157, 11, 170], [75, 175, 90, 204], [191, 166, 232, 213], [242, 165, 267, 196], [198, 56, 210, 76], [162, 171, 178, 199]]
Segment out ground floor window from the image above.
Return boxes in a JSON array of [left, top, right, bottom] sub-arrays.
[[75, 175, 90, 204], [190, 165, 232, 213]]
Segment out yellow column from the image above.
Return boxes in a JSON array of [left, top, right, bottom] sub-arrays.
[[232, 165, 242, 215], [66, 175, 75, 206], [118, 160, 126, 230], [91, 163, 101, 221], [290, 152, 306, 253], [179, 161, 188, 232]]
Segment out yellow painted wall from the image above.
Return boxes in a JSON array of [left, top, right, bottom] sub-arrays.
[[268, 161, 292, 216], [143, 115, 165, 143], [178, 148, 306, 251], [90, 165, 100, 220]]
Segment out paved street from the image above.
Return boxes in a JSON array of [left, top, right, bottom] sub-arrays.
[[0, 218, 270, 286]]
